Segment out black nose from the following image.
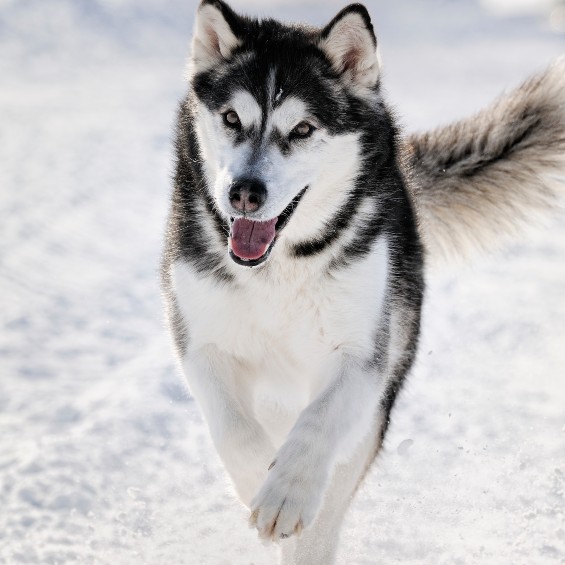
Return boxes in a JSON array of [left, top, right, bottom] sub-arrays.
[[229, 179, 267, 213]]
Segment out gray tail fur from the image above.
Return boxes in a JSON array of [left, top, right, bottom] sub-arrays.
[[404, 58, 565, 263]]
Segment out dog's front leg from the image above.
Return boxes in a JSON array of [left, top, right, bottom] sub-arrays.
[[249, 354, 384, 541], [182, 346, 276, 505]]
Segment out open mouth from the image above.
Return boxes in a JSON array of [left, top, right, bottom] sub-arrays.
[[228, 187, 308, 267]]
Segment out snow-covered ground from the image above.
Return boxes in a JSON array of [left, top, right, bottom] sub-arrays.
[[1, 1, 564, 563]]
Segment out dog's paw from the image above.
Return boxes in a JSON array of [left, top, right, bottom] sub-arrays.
[[248, 448, 328, 541]]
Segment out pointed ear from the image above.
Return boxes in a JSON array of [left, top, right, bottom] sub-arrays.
[[319, 4, 380, 89], [191, 0, 242, 75]]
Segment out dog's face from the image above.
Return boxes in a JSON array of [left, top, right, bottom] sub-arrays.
[[189, 0, 381, 267]]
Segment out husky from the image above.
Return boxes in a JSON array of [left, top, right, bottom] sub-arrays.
[[161, 1, 565, 562]]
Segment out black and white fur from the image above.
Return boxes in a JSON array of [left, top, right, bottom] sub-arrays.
[[161, 2, 565, 563]]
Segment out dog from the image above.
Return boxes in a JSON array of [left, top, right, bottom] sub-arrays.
[[161, 1, 565, 562]]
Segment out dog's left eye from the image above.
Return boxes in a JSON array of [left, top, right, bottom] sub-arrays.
[[291, 122, 315, 139], [223, 110, 241, 128]]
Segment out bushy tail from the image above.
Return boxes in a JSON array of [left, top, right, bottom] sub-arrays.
[[405, 58, 565, 262]]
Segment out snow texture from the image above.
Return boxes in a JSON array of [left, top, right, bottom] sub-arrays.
[[1, 1, 564, 563]]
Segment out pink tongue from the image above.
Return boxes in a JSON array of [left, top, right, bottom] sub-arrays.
[[229, 218, 277, 261]]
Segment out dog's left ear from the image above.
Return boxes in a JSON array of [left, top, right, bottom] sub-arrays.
[[319, 4, 380, 88], [191, 0, 242, 75]]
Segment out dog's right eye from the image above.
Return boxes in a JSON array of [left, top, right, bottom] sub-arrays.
[[223, 110, 241, 128]]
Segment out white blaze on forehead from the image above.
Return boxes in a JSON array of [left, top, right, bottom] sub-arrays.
[[226, 90, 262, 128], [271, 97, 309, 134]]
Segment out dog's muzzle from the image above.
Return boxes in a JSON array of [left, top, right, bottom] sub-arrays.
[[228, 187, 308, 267]]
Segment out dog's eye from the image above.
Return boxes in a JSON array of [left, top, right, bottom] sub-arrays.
[[223, 110, 241, 128], [291, 122, 314, 139]]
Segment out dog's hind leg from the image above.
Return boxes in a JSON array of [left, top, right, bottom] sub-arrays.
[[279, 425, 382, 565]]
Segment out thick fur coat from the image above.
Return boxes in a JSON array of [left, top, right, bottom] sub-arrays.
[[161, 2, 565, 563]]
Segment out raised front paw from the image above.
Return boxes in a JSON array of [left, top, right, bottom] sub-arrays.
[[248, 449, 328, 541]]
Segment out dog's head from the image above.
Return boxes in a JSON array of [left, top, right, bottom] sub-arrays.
[[189, 0, 382, 267]]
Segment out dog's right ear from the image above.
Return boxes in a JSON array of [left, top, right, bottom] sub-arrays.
[[190, 0, 242, 75]]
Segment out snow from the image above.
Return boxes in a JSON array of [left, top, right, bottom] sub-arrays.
[[1, 1, 563, 563]]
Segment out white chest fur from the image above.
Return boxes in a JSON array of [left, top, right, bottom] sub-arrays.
[[172, 237, 389, 445]]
